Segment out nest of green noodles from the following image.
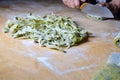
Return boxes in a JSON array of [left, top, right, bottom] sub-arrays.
[[4, 14, 88, 51]]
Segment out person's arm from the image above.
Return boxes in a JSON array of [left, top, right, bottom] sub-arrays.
[[62, 0, 86, 8]]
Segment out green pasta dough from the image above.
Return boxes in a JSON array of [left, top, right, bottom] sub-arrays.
[[4, 14, 88, 51], [87, 14, 103, 20], [114, 32, 120, 48], [93, 64, 120, 80], [93, 53, 120, 80]]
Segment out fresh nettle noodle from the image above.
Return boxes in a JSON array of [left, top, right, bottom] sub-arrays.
[[4, 14, 88, 51], [114, 32, 120, 48]]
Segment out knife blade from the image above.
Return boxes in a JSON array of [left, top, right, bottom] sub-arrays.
[[80, 2, 114, 18]]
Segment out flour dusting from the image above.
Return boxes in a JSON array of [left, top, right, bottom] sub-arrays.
[[21, 40, 34, 46], [37, 57, 96, 75], [99, 32, 119, 38]]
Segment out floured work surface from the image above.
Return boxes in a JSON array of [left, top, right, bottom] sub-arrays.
[[0, 0, 120, 80]]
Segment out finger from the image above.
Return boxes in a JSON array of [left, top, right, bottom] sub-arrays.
[[74, 0, 80, 8], [62, 0, 68, 6], [69, 0, 76, 8], [63, 0, 71, 8]]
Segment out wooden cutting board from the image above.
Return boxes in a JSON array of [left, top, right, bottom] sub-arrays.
[[0, 0, 120, 80]]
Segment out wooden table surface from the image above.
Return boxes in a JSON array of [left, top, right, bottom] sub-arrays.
[[0, 0, 120, 80]]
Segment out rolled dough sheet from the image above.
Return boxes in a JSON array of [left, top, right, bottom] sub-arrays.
[[92, 53, 120, 80]]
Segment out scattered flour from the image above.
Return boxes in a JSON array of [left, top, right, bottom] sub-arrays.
[[37, 57, 96, 75], [99, 32, 118, 38], [21, 40, 34, 46]]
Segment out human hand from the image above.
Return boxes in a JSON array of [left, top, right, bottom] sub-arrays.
[[62, 0, 86, 8], [98, 0, 120, 8], [98, 0, 120, 18], [109, 0, 120, 18], [110, 0, 120, 8]]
